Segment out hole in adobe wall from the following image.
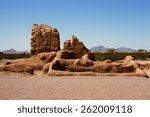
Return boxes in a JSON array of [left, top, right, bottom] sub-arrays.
[[5, 62, 12, 65], [40, 56, 46, 61], [52, 61, 66, 71]]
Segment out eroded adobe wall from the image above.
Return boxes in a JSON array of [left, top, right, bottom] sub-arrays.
[[30, 24, 60, 56]]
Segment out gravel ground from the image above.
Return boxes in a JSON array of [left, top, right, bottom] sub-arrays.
[[0, 73, 150, 100]]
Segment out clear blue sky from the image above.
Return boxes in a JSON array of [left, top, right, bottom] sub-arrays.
[[0, 0, 150, 51]]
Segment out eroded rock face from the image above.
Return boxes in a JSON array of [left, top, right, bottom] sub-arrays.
[[30, 24, 60, 56], [64, 35, 92, 59]]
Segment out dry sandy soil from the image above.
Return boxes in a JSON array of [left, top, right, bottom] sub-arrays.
[[0, 72, 150, 100]]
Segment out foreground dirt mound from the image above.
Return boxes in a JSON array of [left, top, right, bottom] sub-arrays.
[[0, 52, 56, 74], [0, 53, 149, 77], [47, 55, 137, 73], [137, 61, 150, 69], [0, 59, 34, 74], [26, 52, 56, 70], [46, 55, 148, 78]]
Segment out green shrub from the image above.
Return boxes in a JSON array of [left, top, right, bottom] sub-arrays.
[[94, 52, 150, 61], [2, 53, 30, 59], [1, 52, 150, 61], [0, 52, 3, 60]]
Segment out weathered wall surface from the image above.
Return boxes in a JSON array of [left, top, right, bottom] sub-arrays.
[[64, 35, 90, 59], [30, 24, 60, 56]]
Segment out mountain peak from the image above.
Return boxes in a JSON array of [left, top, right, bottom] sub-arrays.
[[2, 49, 29, 54], [90, 45, 108, 52], [116, 47, 136, 52], [90, 45, 137, 52], [3, 49, 17, 54]]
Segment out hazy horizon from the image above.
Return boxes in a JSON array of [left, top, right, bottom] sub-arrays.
[[0, 45, 150, 52], [0, 0, 150, 51]]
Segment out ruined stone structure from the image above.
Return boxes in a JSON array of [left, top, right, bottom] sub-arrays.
[[30, 24, 60, 56], [64, 35, 90, 59], [0, 24, 149, 78]]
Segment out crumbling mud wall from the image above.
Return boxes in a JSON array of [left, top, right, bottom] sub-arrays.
[[30, 24, 60, 56], [0, 24, 149, 78], [64, 35, 93, 59]]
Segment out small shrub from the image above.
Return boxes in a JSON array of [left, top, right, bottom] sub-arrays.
[[0, 52, 3, 60], [94, 52, 150, 61], [2, 53, 30, 59]]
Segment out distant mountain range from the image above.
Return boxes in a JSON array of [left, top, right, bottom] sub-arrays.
[[116, 47, 137, 53], [90, 45, 137, 53], [0, 47, 149, 54], [0, 49, 29, 54]]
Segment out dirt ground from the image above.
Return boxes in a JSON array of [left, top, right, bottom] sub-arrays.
[[0, 72, 150, 100]]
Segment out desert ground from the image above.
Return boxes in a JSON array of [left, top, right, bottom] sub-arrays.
[[0, 70, 150, 100], [0, 59, 150, 100]]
